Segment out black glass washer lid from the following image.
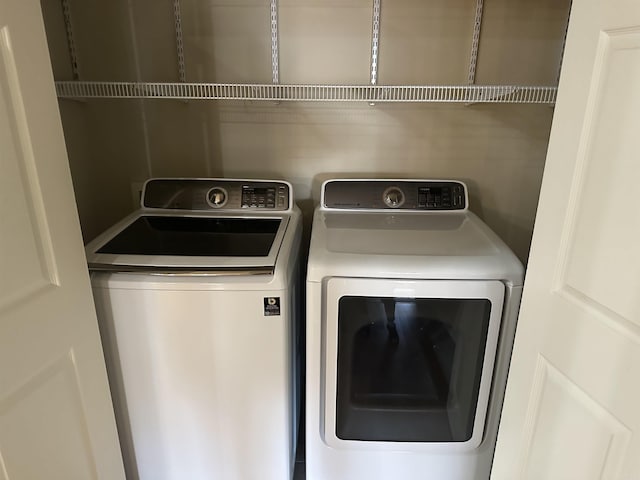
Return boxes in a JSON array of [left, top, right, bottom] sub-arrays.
[[96, 216, 282, 257]]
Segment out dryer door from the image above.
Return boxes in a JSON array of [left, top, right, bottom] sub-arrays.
[[323, 277, 505, 451]]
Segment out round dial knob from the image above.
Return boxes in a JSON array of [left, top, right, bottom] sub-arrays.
[[383, 186, 405, 208], [207, 187, 228, 208]]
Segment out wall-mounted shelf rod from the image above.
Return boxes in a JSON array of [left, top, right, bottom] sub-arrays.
[[173, 0, 186, 82], [61, 0, 80, 80], [55, 81, 557, 104], [468, 0, 484, 84], [370, 0, 381, 85], [556, 0, 573, 85], [270, 0, 280, 83]]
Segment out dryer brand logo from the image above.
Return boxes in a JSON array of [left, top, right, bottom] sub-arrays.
[[264, 297, 281, 316]]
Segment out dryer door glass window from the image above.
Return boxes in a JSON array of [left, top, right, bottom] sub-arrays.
[[336, 296, 491, 442]]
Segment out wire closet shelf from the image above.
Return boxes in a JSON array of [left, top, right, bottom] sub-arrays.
[[55, 0, 563, 105], [55, 82, 557, 104]]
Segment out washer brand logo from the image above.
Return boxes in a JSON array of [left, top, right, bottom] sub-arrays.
[[264, 297, 281, 316]]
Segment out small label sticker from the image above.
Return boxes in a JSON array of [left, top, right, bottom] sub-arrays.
[[264, 297, 281, 316]]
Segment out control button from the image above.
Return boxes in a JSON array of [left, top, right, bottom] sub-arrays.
[[206, 187, 228, 208], [383, 187, 405, 208]]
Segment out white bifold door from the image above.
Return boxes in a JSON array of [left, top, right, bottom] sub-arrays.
[[492, 0, 640, 478], [0, 0, 124, 478]]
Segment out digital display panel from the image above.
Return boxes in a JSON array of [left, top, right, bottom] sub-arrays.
[[243, 187, 272, 195]]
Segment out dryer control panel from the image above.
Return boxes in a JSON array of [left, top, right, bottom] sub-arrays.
[[142, 178, 292, 211], [322, 179, 467, 211]]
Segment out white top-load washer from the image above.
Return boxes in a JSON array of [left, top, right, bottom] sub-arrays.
[[306, 179, 524, 480], [85, 178, 302, 480]]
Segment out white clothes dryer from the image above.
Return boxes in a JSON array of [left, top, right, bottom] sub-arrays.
[[306, 179, 524, 480], [85, 178, 302, 480]]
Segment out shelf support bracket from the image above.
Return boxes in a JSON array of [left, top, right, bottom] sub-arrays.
[[173, 0, 187, 82], [468, 0, 484, 84], [61, 0, 80, 80], [270, 0, 280, 84], [556, 0, 573, 85], [370, 0, 381, 86]]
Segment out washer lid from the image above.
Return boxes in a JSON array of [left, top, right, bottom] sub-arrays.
[[85, 211, 290, 273], [97, 216, 281, 257]]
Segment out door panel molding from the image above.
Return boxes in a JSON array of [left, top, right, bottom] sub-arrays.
[[517, 355, 631, 479], [0, 26, 59, 313], [552, 26, 640, 336], [556, 286, 640, 344], [0, 351, 99, 479]]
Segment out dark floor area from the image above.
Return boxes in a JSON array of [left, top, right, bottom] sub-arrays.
[[293, 460, 305, 480], [293, 407, 305, 479]]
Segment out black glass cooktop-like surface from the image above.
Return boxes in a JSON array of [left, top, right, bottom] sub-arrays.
[[97, 216, 281, 257]]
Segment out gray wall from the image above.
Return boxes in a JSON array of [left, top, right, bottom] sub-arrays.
[[41, 0, 571, 263]]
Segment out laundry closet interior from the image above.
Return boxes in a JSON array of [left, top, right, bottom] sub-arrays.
[[39, 0, 571, 475], [40, 0, 569, 263]]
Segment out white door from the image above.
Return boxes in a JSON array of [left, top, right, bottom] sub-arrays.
[[0, 0, 125, 478], [492, 0, 640, 478]]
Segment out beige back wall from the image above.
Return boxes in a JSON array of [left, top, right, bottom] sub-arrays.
[[42, 0, 570, 263]]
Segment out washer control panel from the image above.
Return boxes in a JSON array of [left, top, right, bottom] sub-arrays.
[[323, 180, 467, 211], [143, 178, 291, 211]]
